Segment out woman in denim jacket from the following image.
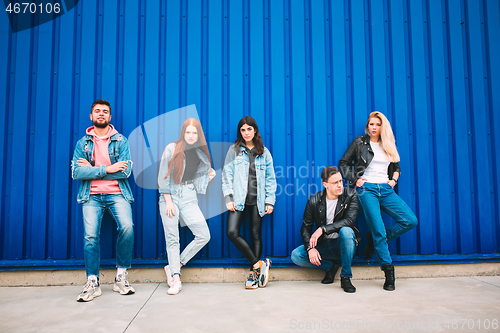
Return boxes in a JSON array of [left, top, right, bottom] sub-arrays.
[[222, 116, 277, 289], [158, 118, 215, 295], [339, 112, 418, 291]]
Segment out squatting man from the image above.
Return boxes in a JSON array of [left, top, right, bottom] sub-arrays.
[[291, 166, 361, 292]]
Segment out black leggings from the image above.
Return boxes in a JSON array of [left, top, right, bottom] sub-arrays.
[[226, 205, 263, 266]]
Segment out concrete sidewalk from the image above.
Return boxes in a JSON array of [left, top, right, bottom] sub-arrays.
[[1, 276, 499, 333]]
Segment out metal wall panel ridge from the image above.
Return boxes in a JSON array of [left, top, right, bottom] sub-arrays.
[[0, 0, 499, 270]]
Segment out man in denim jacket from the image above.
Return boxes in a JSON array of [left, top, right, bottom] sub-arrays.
[[71, 99, 135, 302]]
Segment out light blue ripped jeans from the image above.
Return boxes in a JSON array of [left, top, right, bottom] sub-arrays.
[[82, 194, 134, 277], [159, 184, 210, 276]]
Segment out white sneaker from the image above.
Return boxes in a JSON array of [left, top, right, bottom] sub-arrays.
[[167, 280, 182, 295], [113, 272, 135, 295], [77, 276, 102, 302], [164, 265, 173, 287]]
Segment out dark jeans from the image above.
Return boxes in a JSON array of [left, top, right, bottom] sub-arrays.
[[226, 204, 263, 266], [291, 227, 357, 278]]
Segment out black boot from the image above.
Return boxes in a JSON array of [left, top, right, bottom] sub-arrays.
[[364, 231, 374, 259], [340, 277, 356, 293], [321, 263, 340, 284], [382, 264, 395, 291]]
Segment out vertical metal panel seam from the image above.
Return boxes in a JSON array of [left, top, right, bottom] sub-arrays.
[[324, 0, 332, 167], [480, 0, 498, 251], [347, 0, 354, 135], [0, 24, 12, 259], [366, 0, 373, 114], [385, 0, 393, 122], [483, 0, 500, 251], [304, 0, 311, 177], [426, 0, 439, 253], [283, 0, 292, 253], [25, 24, 36, 259], [406, 0, 420, 252]]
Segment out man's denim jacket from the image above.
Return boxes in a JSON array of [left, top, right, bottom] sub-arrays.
[[158, 142, 213, 198], [71, 133, 134, 204], [222, 144, 277, 217]]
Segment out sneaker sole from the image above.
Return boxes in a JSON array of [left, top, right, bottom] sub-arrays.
[[113, 284, 135, 295], [259, 259, 271, 288], [245, 284, 258, 289], [77, 287, 102, 302]]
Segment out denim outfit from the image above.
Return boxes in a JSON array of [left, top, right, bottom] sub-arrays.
[[222, 145, 277, 217], [82, 194, 134, 277], [158, 143, 213, 276], [357, 183, 418, 266], [72, 133, 134, 277], [291, 227, 357, 278], [72, 133, 134, 204], [158, 143, 212, 197]]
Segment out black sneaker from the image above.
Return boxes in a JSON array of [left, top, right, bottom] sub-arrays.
[[321, 263, 340, 284]]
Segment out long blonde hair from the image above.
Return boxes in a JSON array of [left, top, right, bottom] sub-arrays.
[[365, 112, 400, 163]]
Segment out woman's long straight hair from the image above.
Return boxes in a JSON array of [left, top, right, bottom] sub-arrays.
[[365, 111, 400, 163], [234, 116, 264, 156], [164, 118, 212, 184]]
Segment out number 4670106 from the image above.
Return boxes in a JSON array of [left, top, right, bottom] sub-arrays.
[[6, 2, 61, 14], [444, 319, 498, 330]]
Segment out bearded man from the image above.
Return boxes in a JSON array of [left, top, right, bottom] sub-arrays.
[[71, 99, 135, 302]]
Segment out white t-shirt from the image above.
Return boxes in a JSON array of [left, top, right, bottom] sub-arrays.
[[325, 198, 339, 239], [362, 141, 390, 184]]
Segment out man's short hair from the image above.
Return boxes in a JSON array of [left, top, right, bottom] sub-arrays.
[[91, 99, 111, 114], [321, 166, 340, 183]]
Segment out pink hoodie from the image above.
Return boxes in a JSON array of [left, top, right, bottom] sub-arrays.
[[87, 125, 123, 195]]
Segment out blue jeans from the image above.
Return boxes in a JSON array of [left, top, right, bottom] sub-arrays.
[[82, 194, 134, 277], [291, 227, 357, 278], [159, 184, 210, 276], [357, 182, 418, 267]]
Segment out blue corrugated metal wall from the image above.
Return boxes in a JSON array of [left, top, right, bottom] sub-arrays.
[[1, 0, 499, 270]]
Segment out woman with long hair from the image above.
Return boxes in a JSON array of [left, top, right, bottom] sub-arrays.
[[222, 116, 277, 289], [158, 118, 215, 295], [339, 112, 418, 291]]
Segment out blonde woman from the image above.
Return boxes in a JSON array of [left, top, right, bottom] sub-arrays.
[[339, 112, 417, 291]]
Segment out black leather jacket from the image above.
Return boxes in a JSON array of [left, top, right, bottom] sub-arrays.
[[300, 187, 361, 249], [338, 135, 401, 186]]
